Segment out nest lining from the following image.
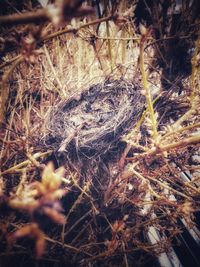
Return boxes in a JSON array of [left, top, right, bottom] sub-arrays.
[[43, 79, 145, 158]]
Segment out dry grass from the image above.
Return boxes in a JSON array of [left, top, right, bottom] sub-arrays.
[[0, 1, 200, 267]]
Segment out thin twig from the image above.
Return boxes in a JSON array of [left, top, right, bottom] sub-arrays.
[[130, 168, 194, 200], [128, 135, 200, 160], [0, 151, 52, 175], [41, 14, 113, 42], [0, 5, 94, 26], [45, 236, 92, 256], [0, 56, 24, 123], [139, 33, 159, 143]]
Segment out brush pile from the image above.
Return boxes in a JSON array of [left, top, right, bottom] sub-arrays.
[[43, 79, 145, 159]]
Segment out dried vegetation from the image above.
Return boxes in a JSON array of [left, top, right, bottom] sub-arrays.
[[0, 1, 200, 267]]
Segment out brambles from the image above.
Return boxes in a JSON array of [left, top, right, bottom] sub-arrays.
[[0, 1, 200, 267]]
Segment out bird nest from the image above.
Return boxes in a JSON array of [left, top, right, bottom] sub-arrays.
[[43, 79, 145, 159]]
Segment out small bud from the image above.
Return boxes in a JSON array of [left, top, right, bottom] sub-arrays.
[[127, 183, 133, 190], [139, 23, 147, 35], [163, 151, 168, 157], [141, 89, 146, 95]]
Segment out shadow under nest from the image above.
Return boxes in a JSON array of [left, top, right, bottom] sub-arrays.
[[43, 79, 145, 167]]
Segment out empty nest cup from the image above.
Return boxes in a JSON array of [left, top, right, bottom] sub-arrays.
[[43, 79, 145, 159]]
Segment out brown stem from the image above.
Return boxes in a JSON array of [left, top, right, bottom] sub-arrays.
[[0, 5, 94, 26], [0, 9, 47, 25], [128, 135, 200, 160], [42, 14, 113, 41]]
